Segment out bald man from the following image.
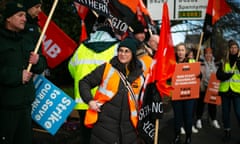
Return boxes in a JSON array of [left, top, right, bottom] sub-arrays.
[[146, 34, 159, 57]]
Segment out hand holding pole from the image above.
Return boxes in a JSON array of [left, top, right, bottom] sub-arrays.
[[27, 0, 59, 72]]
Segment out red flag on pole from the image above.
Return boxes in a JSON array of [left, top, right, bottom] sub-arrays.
[[202, 0, 231, 42], [38, 12, 77, 68], [150, 2, 176, 96], [74, 2, 89, 43]]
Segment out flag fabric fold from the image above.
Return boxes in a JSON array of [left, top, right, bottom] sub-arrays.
[[202, 0, 231, 42], [74, 2, 89, 43], [38, 12, 77, 68], [150, 2, 176, 97], [74, 0, 140, 35]]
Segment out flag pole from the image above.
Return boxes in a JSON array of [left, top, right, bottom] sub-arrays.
[[154, 119, 159, 144], [195, 32, 204, 61], [154, 1, 168, 143], [27, 0, 59, 72]]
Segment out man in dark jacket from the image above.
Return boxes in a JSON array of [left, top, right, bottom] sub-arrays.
[[0, 1, 47, 144], [23, 0, 42, 44]]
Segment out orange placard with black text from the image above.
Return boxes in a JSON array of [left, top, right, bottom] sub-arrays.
[[171, 62, 200, 101], [204, 73, 221, 105]]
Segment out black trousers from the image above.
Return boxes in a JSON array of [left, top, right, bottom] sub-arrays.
[[78, 110, 92, 144], [196, 91, 217, 120], [0, 107, 32, 144]]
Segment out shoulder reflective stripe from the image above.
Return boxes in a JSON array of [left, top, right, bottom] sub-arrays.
[[98, 66, 116, 98], [223, 79, 240, 83], [230, 79, 240, 82], [131, 110, 137, 117], [234, 70, 240, 74], [139, 59, 147, 71], [113, 44, 119, 55], [75, 97, 84, 103], [69, 59, 106, 66], [140, 75, 145, 86]]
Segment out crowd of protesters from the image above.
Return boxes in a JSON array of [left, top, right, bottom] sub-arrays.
[[0, 1, 240, 144]]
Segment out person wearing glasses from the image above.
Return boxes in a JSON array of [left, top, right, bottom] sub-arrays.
[[79, 37, 144, 144]]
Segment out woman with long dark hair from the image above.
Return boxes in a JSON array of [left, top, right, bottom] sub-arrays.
[[79, 37, 144, 144]]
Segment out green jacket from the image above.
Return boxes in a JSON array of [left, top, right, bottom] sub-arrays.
[[0, 26, 47, 109]]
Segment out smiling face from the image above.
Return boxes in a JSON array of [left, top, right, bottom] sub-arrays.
[[117, 47, 133, 64]]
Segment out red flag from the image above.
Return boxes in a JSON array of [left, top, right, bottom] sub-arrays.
[[136, 0, 156, 33], [38, 12, 77, 68], [80, 21, 88, 42], [151, 2, 176, 96], [117, 0, 139, 13], [74, 2, 89, 42], [212, 0, 231, 24], [203, 0, 231, 42], [136, 0, 150, 27], [109, 0, 139, 25]]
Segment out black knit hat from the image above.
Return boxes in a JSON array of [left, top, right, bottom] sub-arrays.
[[24, 0, 42, 9], [3, 1, 26, 20], [119, 37, 138, 54]]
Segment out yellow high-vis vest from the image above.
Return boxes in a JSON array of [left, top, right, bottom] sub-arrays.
[[68, 43, 118, 110], [219, 63, 240, 93]]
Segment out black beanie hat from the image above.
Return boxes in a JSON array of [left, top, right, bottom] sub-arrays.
[[119, 37, 138, 54], [24, 0, 42, 10], [3, 1, 26, 20]]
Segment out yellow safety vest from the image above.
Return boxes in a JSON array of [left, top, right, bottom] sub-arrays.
[[219, 63, 240, 93], [84, 63, 144, 128], [68, 43, 118, 110]]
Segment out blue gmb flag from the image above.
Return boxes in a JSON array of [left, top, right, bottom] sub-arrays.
[[32, 75, 76, 135]]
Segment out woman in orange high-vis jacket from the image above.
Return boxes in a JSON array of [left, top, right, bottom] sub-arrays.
[[79, 37, 144, 144]]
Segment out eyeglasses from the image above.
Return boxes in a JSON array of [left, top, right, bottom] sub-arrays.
[[118, 49, 131, 54]]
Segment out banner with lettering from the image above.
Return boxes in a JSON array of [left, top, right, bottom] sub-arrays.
[[204, 73, 221, 105], [32, 75, 76, 135], [38, 12, 77, 68], [138, 83, 163, 144], [171, 62, 200, 101], [74, 0, 130, 34]]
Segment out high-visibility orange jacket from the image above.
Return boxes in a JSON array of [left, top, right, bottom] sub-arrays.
[[138, 54, 153, 77], [84, 62, 144, 128]]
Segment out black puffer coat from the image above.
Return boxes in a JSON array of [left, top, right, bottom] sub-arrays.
[[80, 56, 143, 144]]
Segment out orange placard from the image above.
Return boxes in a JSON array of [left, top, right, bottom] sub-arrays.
[[204, 73, 221, 105], [171, 62, 200, 101]]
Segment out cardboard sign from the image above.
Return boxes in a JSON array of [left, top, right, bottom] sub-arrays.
[[171, 62, 200, 100], [32, 75, 76, 135], [204, 73, 221, 105]]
